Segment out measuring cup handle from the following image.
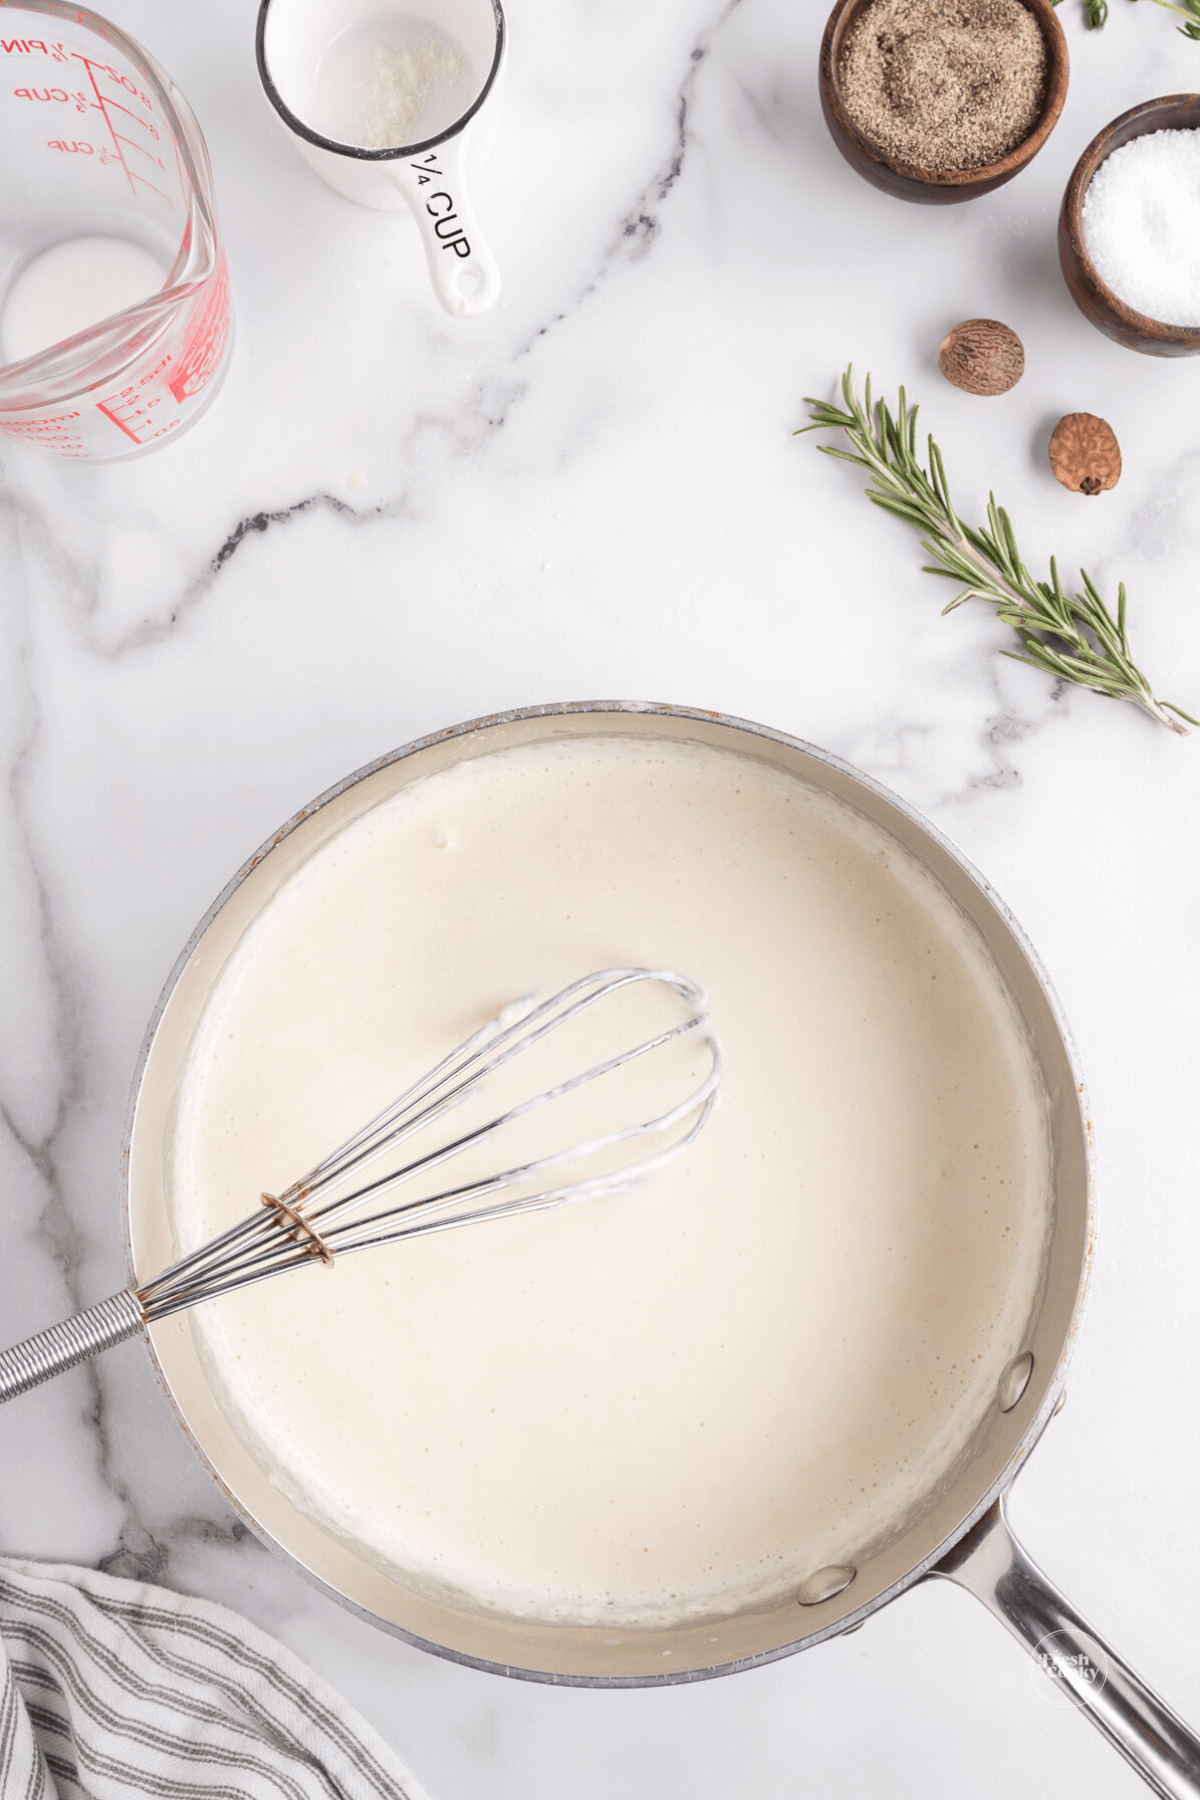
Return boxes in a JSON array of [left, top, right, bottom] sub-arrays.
[[388, 136, 500, 318]]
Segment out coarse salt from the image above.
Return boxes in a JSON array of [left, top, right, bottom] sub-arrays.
[[1082, 127, 1200, 327], [363, 34, 466, 149]]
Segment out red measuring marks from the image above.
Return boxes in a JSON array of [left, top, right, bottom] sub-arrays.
[[0, 409, 88, 457], [72, 52, 175, 207], [96, 375, 178, 445]]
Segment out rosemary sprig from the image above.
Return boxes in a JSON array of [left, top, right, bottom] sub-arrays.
[[1051, 0, 1200, 35], [1049, 0, 1108, 30], [1132, 0, 1200, 40], [799, 368, 1196, 735]]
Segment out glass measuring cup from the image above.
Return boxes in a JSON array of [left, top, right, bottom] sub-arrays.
[[0, 1, 230, 459], [257, 0, 504, 318]]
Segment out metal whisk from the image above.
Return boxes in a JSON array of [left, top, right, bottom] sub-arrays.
[[0, 968, 720, 1405]]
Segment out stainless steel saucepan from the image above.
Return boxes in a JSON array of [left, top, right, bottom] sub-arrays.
[[120, 702, 1198, 1796]]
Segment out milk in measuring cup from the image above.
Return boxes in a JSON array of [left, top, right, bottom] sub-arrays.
[[2, 237, 166, 363], [0, 6, 230, 459]]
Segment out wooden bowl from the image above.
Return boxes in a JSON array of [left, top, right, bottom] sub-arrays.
[[1059, 94, 1200, 357], [819, 0, 1069, 204]]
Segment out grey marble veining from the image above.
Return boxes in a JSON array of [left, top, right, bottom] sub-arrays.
[[2, 0, 1200, 1796]]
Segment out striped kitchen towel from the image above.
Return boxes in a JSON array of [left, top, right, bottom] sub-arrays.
[[0, 1558, 429, 1800]]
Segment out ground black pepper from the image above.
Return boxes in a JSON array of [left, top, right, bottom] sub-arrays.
[[840, 0, 1047, 173]]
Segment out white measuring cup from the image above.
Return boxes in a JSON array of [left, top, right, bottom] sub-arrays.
[[0, 1, 230, 459], [256, 0, 504, 318]]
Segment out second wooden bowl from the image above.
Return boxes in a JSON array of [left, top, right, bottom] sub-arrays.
[[1059, 94, 1200, 357], [819, 0, 1069, 204]]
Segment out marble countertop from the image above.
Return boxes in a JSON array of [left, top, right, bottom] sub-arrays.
[[3, 0, 1200, 1794]]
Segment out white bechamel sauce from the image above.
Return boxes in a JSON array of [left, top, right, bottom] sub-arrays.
[[169, 735, 1052, 1627]]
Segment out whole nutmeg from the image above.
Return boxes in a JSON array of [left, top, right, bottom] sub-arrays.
[[938, 319, 1024, 396], [1048, 413, 1121, 496]]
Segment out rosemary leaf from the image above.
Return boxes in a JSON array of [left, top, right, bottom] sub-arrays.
[[1130, 0, 1200, 37], [798, 367, 1197, 735], [1053, 0, 1200, 34], [1048, 0, 1108, 27]]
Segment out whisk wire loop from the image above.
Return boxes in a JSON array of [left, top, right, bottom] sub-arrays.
[[138, 969, 718, 1323], [145, 1090, 717, 1321], [276, 967, 703, 1213], [0, 969, 718, 1379]]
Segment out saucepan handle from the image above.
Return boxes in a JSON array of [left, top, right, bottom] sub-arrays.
[[931, 1496, 1200, 1798]]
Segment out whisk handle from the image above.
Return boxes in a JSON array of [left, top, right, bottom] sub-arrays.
[[0, 1290, 146, 1405]]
